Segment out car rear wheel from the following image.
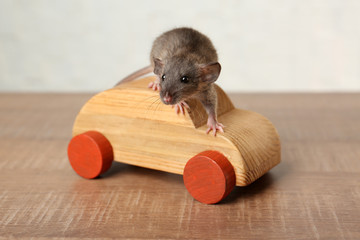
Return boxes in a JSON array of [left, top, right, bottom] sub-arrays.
[[183, 150, 236, 204], [67, 131, 113, 179]]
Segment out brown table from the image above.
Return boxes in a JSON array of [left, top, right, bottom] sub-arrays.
[[0, 93, 359, 239]]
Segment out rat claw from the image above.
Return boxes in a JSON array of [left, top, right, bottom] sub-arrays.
[[152, 84, 157, 91], [182, 101, 190, 109], [180, 105, 184, 115], [148, 81, 160, 91], [206, 127, 217, 136], [174, 101, 188, 115], [217, 124, 224, 133], [176, 105, 182, 114], [174, 104, 179, 114], [206, 120, 225, 136]]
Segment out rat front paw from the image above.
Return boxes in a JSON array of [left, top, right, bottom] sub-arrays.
[[148, 81, 160, 91], [172, 101, 189, 115], [206, 118, 224, 136]]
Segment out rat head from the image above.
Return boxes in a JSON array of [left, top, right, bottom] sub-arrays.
[[153, 57, 221, 105]]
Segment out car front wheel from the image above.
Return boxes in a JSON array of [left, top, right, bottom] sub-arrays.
[[183, 150, 236, 204]]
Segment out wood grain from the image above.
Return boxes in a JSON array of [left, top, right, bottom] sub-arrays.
[[0, 92, 359, 239]]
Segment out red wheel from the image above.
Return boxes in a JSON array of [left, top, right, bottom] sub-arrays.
[[183, 150, 236, 204], [67, 131, 113, 179]]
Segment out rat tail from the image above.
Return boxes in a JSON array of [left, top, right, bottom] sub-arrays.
[[115, 65, 153, 86]]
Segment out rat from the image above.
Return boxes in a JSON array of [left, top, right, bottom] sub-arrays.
[[117, 27, 224, 136]]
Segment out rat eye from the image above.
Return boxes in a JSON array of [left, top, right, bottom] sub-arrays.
[[181, 76, 189, 83], [161, 75, 166, 81]]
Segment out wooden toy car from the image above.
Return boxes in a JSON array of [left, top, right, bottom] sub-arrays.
[[67, 76, 281, 204]]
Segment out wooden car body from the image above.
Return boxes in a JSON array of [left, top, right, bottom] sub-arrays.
[[72, 76, 281, 187]]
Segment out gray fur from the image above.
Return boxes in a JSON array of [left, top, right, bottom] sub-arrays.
[[150, 27, 221, 118]]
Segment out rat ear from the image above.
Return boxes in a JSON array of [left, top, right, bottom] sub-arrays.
[[199, 62, 221, 83], [153, 58, 164, 75]]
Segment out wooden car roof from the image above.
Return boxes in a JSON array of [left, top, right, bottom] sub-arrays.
[[110, 76, 235, 128]]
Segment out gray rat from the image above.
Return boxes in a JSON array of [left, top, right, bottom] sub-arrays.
[[118, 27, 224, 135]]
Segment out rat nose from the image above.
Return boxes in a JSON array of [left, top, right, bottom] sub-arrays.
[[163, 92, 172, 104]]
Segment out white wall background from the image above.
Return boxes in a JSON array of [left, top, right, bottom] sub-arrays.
[[0, 0, 359, 92]]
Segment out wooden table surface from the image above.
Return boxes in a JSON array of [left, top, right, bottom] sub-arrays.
[[0, 92, 359, 239]]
